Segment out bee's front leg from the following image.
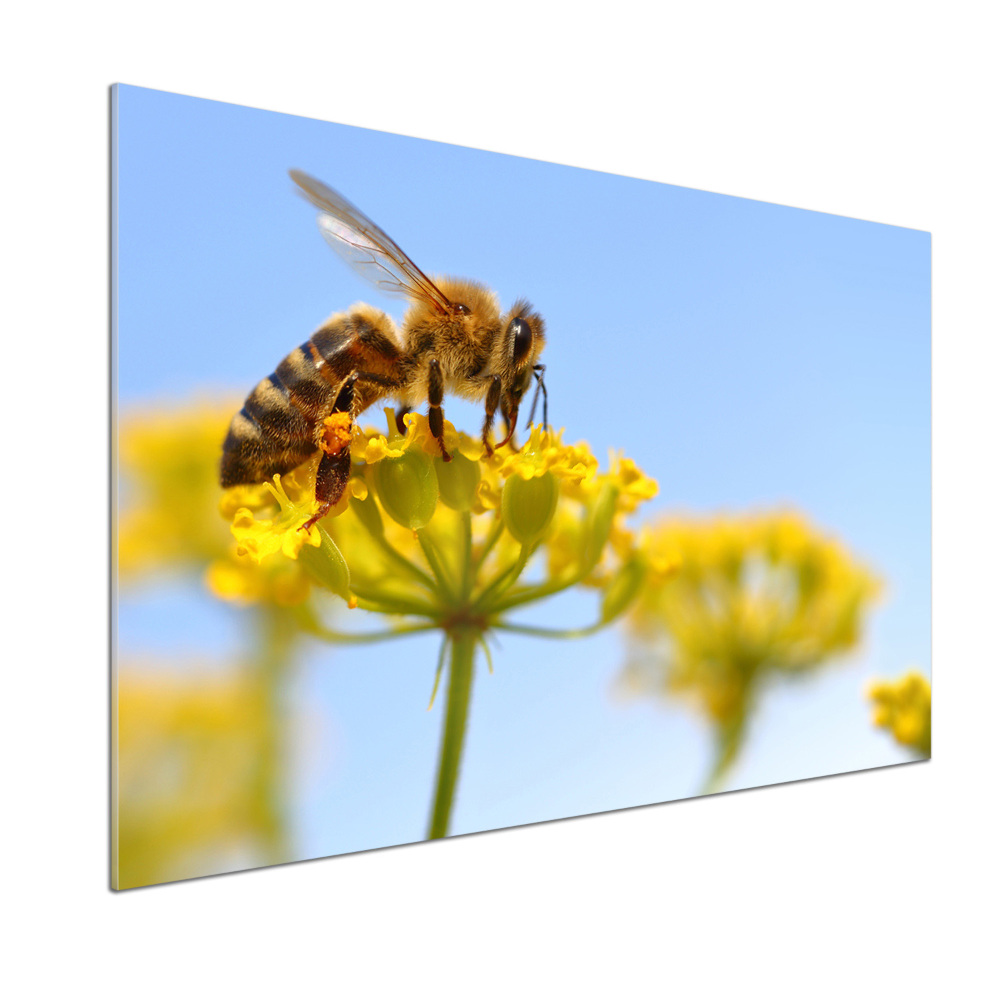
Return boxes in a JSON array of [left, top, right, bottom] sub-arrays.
[[527, 364, 548, 430], [495, 401, 519, 450], [427, 359, 451, 462], [480, 376, 502, 457]]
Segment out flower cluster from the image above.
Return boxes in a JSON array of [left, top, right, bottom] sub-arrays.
[[619, 511, 880, 789], [222, 409, 660, 629], [117, 401, 313, 606], [867, 671, 931, 757]]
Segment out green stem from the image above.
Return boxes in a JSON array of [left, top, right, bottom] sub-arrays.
[[489, 567, 589, 613], [469, 515, 505, 578], [371, 530, 438, 592], [459, 510, 474, 600], [294, 605, 436, 645], [426, 634, 450, 709], [493, 577, 641, 639], [700, 703, 750, 795], [417, 528, 456, 600], [249, 606, 296, 865], [494, 620, 607, 640], [427, 630, 478, 839], [348, 584, 438, 617], [472, 541, 538, 610]]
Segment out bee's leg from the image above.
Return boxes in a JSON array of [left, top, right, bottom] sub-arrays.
[[480, 376, 502, 457], [395, 406, 412, 435], [502, 415, 520, 453], [299, 370, 398, 533], [495, 402, 520, 450], [427, 359, 451, 462], [301, 448, 352, 532], [526, 364, 548, 430]]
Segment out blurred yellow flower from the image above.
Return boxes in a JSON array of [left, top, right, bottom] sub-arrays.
[[118, 400, 313, 606], [118, 401, 237, 575], [113, 664, 285, 890], [620, 510, 880, 790], [867, 670, 931, 757]]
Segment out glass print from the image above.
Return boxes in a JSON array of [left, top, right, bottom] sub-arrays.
[[112, 83, 931, 889]]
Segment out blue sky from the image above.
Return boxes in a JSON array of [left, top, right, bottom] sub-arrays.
[[114, 84, 930, 865]]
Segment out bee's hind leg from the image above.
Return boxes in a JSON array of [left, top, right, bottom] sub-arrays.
[[301, 448, 352, 533], [427, 359, 451, 462], [300, 369, 395, 533]]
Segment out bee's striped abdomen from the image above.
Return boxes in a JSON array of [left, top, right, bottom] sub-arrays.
[[220, 309, 403, 489], [220, 340, 333, 487]]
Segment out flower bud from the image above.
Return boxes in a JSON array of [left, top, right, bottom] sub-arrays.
[[372, 450, 439, 530], [298, 524, 352, 603], [436, 452, 481, 512], [600, 556, 646, 623], [582, 484, 619, 572], [502, 470, 559, 545]]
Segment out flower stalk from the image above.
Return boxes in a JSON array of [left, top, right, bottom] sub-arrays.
[[428, 630, 479, 839]]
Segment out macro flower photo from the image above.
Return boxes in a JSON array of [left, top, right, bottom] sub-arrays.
[[113, 84, 930, 889]]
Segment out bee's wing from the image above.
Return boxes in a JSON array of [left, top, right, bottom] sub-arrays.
[[290, 169, 454, 314]]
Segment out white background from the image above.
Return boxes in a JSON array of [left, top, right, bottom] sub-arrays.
[[3, 1, 996, 996]]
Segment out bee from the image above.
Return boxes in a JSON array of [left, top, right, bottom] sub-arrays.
[[220, 170, 548, 531]]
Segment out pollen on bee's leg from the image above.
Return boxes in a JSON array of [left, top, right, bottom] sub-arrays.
[[321, 412, 353, 456]]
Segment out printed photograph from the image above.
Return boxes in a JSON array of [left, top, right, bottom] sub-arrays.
[[112, 83, 930, 890]]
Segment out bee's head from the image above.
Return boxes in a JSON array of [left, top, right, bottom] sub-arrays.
[[500, 300, 546, 412]]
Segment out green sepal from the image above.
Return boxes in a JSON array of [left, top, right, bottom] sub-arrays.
[[373, 450, 439, 530], [501, 471, 558, 545], [436, 452, 481, 512], [600, 555, 647, 623], [299, 525, 352, 603]]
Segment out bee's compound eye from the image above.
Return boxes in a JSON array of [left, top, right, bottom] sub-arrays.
[[510, 317, 533, 362], [454, 303, 471, 315]]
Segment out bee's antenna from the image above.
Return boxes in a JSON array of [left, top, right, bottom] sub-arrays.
[[526, 365, 548, 430]]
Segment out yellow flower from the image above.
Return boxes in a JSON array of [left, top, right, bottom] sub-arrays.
[[220, 412, 659, 618], [114, 663, 279, 890], [867, 670, 931, 756], [607, 455, 659, 512], [118, 401, 238, 576], [230, 475, 323, 563], [205, 547, 311, 606], [496, 423, 598, 484], [354, 408, 484, 465], [119, 400, 315, 608], [620, 510, 880, 789]]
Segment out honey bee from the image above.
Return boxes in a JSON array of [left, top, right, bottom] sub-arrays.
[[220, 170, 548, 531]]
